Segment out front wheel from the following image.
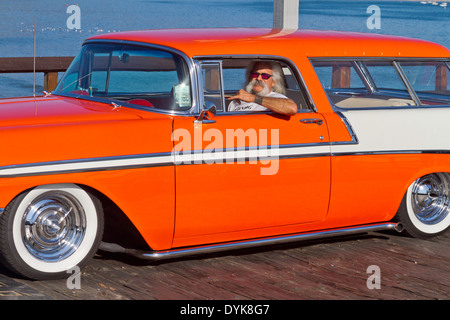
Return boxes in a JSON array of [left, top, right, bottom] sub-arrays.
[[395, 173, 450, 239], [0, 184, 104, 280]]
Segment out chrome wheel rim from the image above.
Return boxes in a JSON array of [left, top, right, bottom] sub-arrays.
[[21, 191, 86, 262], [410, 173, 450, 225]]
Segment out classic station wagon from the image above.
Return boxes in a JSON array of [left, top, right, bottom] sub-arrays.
[[0, 28, 449, 280]]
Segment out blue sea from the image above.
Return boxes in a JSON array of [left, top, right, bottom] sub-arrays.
[[0, 0, 449, 98]]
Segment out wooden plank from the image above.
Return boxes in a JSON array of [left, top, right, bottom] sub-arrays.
[[0, 273, 53, 299], [2, 231, 449, 300]]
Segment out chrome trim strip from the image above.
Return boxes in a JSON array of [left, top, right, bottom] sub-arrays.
[[0, 143, 331, 178], [174, 142, 331, 163], [2, 146, 449, 178], [331, 111, 359, 145], [332, 149, 450, 157], [0, 153, 175, 178], [99, 222, 399, 260], [331, 104, 450, 112], [310, 57, 450, 62]]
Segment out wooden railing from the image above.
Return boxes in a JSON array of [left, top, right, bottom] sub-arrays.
[[0, 57, 74, 91]]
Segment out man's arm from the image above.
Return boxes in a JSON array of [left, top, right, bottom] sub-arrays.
[[228, 89, 297, 115]]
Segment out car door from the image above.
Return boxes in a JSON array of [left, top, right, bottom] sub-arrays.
[[172, 58, 331, 247]]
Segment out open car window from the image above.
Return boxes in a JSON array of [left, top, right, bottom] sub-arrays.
[[198, 58, 312, 113], [55, 43, 192, 111]]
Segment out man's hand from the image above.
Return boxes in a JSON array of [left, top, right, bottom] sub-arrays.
[[228, 90, 297, 116], [228, 89, 255, 104]]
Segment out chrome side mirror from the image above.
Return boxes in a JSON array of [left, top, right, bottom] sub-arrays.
[[194, 102, 216, 124]]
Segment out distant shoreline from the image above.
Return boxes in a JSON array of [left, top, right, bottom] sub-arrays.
[[377, 0, 449, 4], [377, 0, 447, 2]]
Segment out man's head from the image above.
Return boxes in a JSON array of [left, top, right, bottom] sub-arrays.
[[245, 61, 286, 96]]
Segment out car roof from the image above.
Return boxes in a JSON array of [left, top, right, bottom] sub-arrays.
[[86, 28, 450, 59]]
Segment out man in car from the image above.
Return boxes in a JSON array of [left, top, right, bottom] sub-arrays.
[[228, 61, 297, 115]]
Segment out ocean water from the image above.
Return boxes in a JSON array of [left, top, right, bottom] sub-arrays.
[[0, 0, 449, 98]]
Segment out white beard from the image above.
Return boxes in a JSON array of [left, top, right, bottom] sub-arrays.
[[246, 79, 270, 97]]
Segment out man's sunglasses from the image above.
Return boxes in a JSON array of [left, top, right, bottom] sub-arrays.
[[250, 72, 272, 80]]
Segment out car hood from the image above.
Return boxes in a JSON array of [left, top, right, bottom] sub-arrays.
[[0, 95, 149, 127]]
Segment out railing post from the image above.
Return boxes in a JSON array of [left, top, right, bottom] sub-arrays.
[[273, 0, 299, 30], [436, 63, 448, 92], [331, 66, 351, 89], [44, 72, 59, 91]]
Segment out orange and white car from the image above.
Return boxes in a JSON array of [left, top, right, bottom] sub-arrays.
[[0, 28, 449, 280]]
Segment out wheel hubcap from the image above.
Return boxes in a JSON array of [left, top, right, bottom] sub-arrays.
[[411, 173, 450, 225], [22, 191, 86, 262]]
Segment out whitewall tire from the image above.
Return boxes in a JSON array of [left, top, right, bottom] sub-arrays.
[[396, 173, 450, 239], [0, 184, 104, 280]]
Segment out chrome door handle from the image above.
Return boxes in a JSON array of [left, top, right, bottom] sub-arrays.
[[300, 118, 323, 125]]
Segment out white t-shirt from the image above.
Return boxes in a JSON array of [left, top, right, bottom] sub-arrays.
[[228, 91, 288, 112]]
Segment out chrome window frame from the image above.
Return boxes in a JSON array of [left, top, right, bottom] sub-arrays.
[[193, 54, 317, 115], [310, 57, 450, 112], [196, 59, 226, 113], [392, 60, 421, 106], [354, 61, 375, 93]]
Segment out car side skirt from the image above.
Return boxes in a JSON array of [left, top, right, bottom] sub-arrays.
[[99, 222, 399, 260]]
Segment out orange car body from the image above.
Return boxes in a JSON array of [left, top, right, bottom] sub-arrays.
[[1, 28, 449, 254]]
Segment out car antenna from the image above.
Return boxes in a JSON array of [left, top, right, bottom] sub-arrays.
[[33, 16, 36, 98]]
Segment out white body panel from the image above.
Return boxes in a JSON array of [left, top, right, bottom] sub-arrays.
[[332, 108, 450, 154]]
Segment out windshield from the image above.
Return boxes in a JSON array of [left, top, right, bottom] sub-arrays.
[[55, 43, 192, 111]]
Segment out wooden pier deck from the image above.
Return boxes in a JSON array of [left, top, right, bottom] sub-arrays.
[[0, 229, 448, 301]]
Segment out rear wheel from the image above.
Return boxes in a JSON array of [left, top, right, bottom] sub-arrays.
[[0, 184, 104, 280], [395, 173, 450, 239]]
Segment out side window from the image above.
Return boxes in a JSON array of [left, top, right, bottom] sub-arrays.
[[363, 61, 416, 106], [312, 61, 367, 90], [364, 62, 408, 91], [399, 61, 450, 105], [198, 58, 310, 113], [312, 59, 450, 109], [312, 59, 416, 108]]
